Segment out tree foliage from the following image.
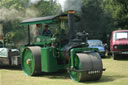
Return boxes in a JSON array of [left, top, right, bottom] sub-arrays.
[[103, 0, 128, 29], [33, 0, 61, 16], [73, 0, 113, 42], [0, 0, 29, 10], [0, 0, 128, 46], [0, 0, 61, 47]]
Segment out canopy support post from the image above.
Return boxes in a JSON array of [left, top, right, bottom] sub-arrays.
[[28, 25, 30, 45]]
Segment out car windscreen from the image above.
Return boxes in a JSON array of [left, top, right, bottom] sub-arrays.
[[88, 40, 103, 47], [114, 32, 128, 40]]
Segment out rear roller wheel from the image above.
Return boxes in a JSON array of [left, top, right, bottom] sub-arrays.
[[22, 46, 41, 76], [69, 52, 103, 82]]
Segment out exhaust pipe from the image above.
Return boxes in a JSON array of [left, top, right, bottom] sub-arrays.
[[0, 23, 4, 40], [68, 10, 75, 42]]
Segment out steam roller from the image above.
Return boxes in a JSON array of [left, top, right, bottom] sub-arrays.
[[69, 52, 103, 81], [20, 10, 105, 82]]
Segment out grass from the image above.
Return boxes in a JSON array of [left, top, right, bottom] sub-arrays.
[[0, 58, 128, 85]]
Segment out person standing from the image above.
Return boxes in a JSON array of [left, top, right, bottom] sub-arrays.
[[35, 24, 41, 35]]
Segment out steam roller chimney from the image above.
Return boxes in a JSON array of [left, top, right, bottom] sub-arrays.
[[68, 10, 75, 42], [0, 22, 4, 41]]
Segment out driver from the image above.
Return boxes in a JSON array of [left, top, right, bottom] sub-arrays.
[[41, 25, 52, 37]]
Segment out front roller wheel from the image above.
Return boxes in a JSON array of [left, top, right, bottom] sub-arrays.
[[22, 46, 41, 76], [69, 52, 103, 82]]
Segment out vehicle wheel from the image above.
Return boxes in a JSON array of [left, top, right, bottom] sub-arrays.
[[69, 53, 103, 82], [22, 46, 41, 76], [112, 53, 118, 60]]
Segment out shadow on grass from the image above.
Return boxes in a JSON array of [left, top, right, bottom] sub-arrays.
[[102, 55, 128, 60], [37, 72, 127, 83], [0, 65, 21, 70], [111, 55, 128, 60], [38, 70, 70, 79], [99, 75, 124, 82], [117, 56, 128, 60], [79, 74, 126, 84]]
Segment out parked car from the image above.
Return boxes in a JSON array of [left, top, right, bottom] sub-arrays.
[[110, 30, 128, 60], [87, 40, 106, 58]]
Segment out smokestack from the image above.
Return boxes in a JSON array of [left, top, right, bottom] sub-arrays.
[[0, 22, 4, 41], [68, 10, 75, 41]]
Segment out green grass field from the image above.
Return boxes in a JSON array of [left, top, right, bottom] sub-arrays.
[[0, 58, 128, 85]]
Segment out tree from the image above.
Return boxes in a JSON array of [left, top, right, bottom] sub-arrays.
[[0, 0, 61, 47], [32, 0, 61, 16], [0, 0, 29, 10], [78, 0, 113, 42], [103, 0, 128, 29]]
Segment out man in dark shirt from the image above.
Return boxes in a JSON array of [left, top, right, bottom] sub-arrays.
[[42, 25, 52, 37]]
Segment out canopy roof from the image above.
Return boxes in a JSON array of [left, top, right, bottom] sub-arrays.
[[21, 13, 79, 25], [21, 16, 57, 25], [21, 14, 68, 25]]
